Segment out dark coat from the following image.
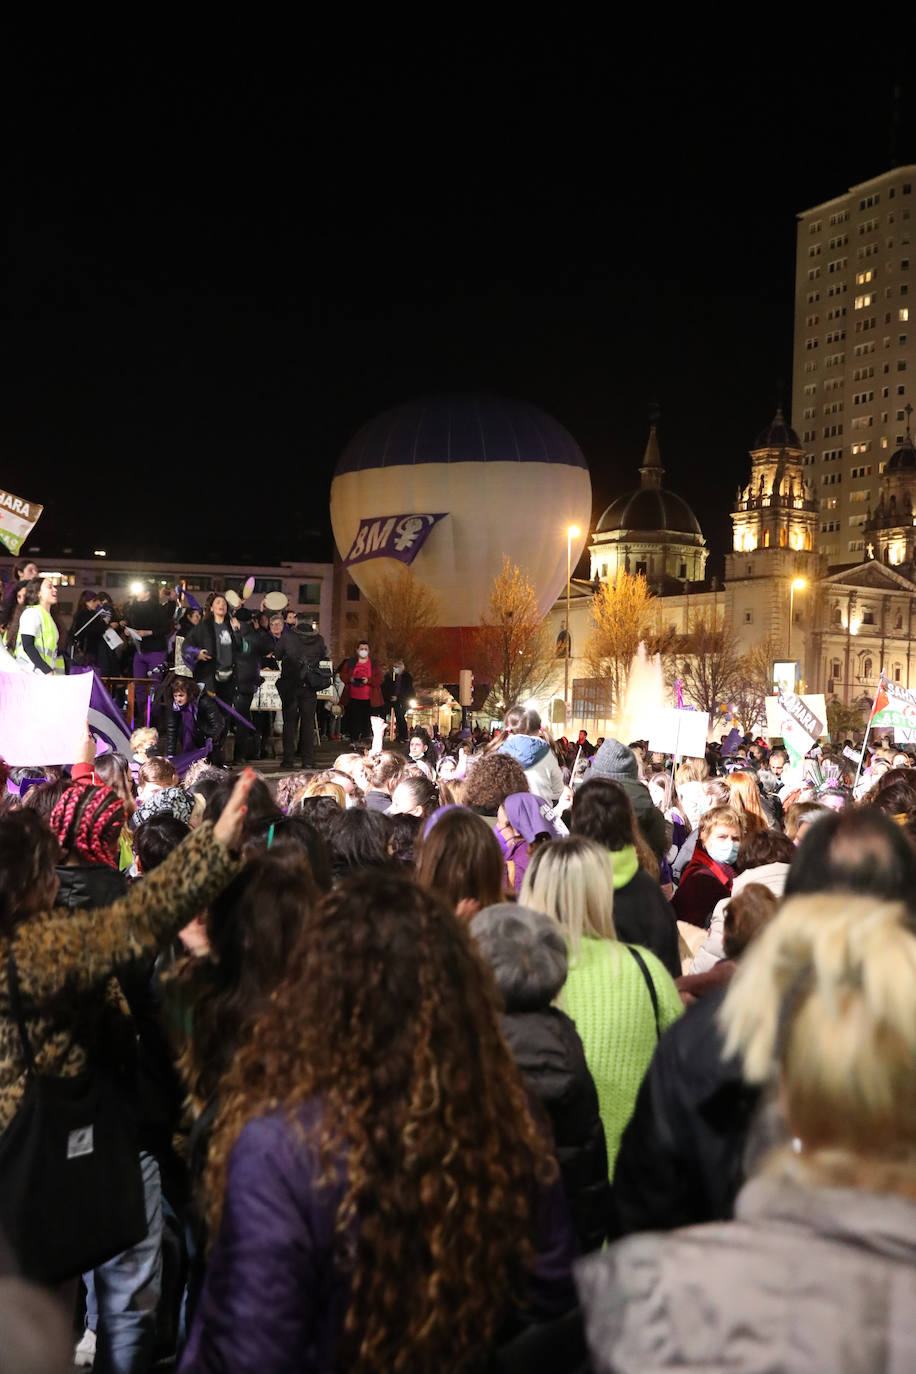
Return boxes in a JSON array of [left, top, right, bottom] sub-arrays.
[[608, 984, 760, 1240], [160, 692, 225, 756], [55, 863, 127, 911], [234, 626, 274, 695], [611, 869, 680, 978], [381, 666, 414, 705], [501, 1008, 610, 1255], [181, 1098, 579, 1372], [185, 618, 242, 691], [275, 629, 329, 693]]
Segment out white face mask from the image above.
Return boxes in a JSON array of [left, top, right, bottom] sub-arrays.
[[357, 649, 369, 660], [706, 836, 739, 866]]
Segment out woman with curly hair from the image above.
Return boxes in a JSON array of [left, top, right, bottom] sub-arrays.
[[183, 873, 578, 1373]]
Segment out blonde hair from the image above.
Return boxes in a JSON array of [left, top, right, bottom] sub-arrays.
[[698, 805, 743, 842], [520, 837, 616, 956], [675, 757, 709, 785], [130, 726, 158, 755], [301, 779, 347, 807], [721, 894, 916, 1192]]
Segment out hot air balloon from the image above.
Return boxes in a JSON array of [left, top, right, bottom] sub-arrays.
[[330, 395, 592, 676]]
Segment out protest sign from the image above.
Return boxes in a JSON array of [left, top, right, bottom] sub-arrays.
[[0, 487, 43, 556], [765, 691, 827, 765], [0, 673, 91, 764], [648, 708, 710, 759]]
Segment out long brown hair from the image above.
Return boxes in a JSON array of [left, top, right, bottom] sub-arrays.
[[205, 873, 554, 1372], [415, 807, 505, 913]]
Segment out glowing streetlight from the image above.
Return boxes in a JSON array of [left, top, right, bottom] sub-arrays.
[[564, 525, 581, 724], [788, 576, 807, 667]]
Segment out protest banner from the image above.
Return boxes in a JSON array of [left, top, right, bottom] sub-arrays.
[[765, 691, 827, 766], [0, 487, 43, 556], [0, 673, 91, 764]]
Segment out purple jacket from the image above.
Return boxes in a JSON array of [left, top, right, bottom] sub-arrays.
[[181, 1099, 578, 1372]]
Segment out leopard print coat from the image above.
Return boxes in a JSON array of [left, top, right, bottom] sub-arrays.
[[0, 821, 240, 1132]]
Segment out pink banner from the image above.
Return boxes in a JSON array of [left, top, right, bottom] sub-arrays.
[[0, 673, 92, 765]]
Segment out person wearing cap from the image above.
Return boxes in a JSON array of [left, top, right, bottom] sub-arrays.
[[588, 738, 667, 860]]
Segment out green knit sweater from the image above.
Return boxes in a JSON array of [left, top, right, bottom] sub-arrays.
[[564, 937, 683, 1175]]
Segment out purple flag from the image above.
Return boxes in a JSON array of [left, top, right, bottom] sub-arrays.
[[344, 513, 446, 567], [71, 667, 134, 756]]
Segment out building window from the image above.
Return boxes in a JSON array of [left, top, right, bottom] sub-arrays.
[[298, 583, 321, 604], [744, 610, 753, 624], [346, 583, 361, 602], [831, 658, 841, 677], [862, 611, 875, 626], [678, 562, 687, 580], [251, 577, 282, 595], [863, 657, 874, 678]]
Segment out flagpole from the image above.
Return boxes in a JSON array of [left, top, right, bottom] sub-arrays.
[[853, 668, 884, 796]]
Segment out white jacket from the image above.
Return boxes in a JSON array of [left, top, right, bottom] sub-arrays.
[[690, 861, 790, 974]]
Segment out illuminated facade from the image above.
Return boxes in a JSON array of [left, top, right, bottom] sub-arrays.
[[791, 166, 916, 564], [588, 420, 708, 590]]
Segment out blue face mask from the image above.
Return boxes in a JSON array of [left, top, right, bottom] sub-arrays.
[[706, 836, 739, 866]]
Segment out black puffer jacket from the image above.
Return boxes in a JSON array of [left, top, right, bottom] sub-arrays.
[[501, 1008, 610, 1254], [471, 902, 610, 1254]]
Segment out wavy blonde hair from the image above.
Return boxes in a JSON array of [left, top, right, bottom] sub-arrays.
[[204, 872, 555, 1372], [721, 894, 916, 1194]]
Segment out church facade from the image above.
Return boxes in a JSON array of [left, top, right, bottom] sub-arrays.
[[545, 410, 916, 735]]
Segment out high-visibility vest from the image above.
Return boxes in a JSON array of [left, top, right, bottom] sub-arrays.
[[16, 606, 65, 674]]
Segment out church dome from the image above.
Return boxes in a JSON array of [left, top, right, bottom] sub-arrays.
[[754, 406, 801, 451], [596, 487, 702, 536], [886, 430, 916, 471]]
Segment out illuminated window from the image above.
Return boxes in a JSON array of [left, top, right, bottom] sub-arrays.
[[900, 308, 909, 321]]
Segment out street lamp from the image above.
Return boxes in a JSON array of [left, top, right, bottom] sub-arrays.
[[565, 525, 581, 725], [788, 576, 807, 672]]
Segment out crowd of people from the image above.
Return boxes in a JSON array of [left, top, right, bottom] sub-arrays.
[[1, 569, 915, 1368]]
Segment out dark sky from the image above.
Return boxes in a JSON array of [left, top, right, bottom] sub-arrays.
[[5, 28, 914, 576]]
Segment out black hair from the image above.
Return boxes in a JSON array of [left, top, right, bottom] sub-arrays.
[[324, 807, 394, 879], [134, 814, 191, 873], [569, 777, 635, 851], [242, 813, 333, 891]]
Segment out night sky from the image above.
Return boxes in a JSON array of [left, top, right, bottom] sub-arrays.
[[5, 29, 914, 577]]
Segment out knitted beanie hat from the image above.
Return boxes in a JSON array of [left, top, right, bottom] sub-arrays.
[[590, 738, 638, 781], [49, 780, 125, 868]]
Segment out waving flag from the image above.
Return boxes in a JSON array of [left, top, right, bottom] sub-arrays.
[[870, 673, 916, 729]]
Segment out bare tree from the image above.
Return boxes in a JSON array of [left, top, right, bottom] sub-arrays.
[[366, 565, 442, 680], [675, 610, 743, 717], [584, 570, 673, 714], [731, 636, 782, 735], [479, 557, 556, 712]]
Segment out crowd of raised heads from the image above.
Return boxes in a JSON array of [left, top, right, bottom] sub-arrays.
[[2, 701, 916, 1372]]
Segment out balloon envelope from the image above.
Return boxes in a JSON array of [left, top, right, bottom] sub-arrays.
[[330, 396, 592, 629]]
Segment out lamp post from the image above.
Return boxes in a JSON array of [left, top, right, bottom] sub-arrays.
[[565, 525, 581, 725], [788, 576, 807, 680]]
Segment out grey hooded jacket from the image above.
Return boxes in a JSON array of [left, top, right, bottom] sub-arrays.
[[577, 1174, 916, 1372]]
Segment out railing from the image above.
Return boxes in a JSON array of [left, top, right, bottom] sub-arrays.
[[99, 678, 160, 730]]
